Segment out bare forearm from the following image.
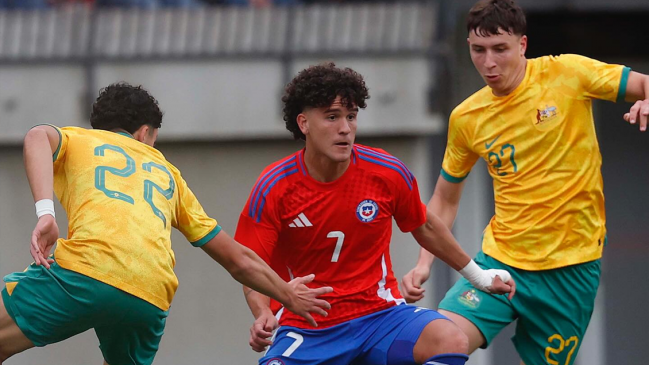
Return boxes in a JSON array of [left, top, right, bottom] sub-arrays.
[[415, 176, 464, 268], [201, 232, 294, 308], [230, 247, 293, 305], [414, 211, 471, 271], [625, 71, 649, 102], [243, 285, 272, 319], [23, 128, 55, 202]]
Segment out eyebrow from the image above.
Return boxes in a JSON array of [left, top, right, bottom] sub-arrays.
[[324, 107, 359, 113], [472, 43, 508, 48]]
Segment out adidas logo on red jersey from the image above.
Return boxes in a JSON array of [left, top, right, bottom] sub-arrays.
[[288, 213, 312, 228]]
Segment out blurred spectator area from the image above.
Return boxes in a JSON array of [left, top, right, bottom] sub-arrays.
[[0, 2, 437, 60], [0, 0, 421, 11], [0, 1, 446, 144]]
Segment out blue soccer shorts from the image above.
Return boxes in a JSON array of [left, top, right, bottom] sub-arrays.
[[259, 304, 449, 365]]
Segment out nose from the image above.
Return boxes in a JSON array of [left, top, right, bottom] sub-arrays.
[[339, 119, 351, 135], [484, 50, 497, 69]]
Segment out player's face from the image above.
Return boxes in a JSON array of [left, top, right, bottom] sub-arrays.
[[299, 96, 358, 163], [468, 28, 527, 96]]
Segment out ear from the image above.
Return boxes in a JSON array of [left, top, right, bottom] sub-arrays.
[[520, 35, 528, 57], [297, 113, 309, 136], [133, 125, 149, 143]]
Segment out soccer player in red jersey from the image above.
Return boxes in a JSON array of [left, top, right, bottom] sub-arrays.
[[235, 63, 516, 365]]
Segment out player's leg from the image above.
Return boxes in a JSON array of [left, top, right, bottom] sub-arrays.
[[358, 305, 467, 365], [94, 287, 168, 365], [437, 310, 485, 353], [0, 289, 34, 361], [0, 261, 104, 360], [512, 259, 601, 365], [411, 316, 468, 364], [437, 251, 518, 353]]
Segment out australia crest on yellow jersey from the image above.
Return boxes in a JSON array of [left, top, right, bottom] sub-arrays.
[[536, 104, 559, 125]]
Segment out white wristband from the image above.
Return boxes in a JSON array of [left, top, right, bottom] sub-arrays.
[[459, 259, 512, 294], [459, 260, 485, 285], [35, 199, 55, 218]]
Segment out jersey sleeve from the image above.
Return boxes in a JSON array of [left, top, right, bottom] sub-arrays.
[[171, 168, 220, 247], [390, 161, 427, 233], [234, 181, 281, 264], [441, 109, 480, 183], [554, 54, 630, 103], [48, 125, 68, 167]]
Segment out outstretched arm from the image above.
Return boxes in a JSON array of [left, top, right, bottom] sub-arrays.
[[401, 175, 464, 302], [407, 177, 515, 300], [410, 210, 515, 300], [623, 71, 649, 131], [23, 125, 61, 268], [201, 230, 332, 328]]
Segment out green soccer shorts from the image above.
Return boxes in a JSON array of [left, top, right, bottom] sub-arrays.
[[2, 261, 168, 365], [439, 250, 601, 365]]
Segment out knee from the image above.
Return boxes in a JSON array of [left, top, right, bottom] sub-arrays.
[[414, 319, 469, 362], [425, 319, 469, 354], [440, 324, 469, 354]]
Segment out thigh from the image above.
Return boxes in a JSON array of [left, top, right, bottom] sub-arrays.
[[513, 260, 601, 365], [95, 291, 168, 365], [0, 289, 34, 357], [259, 324, 358, 365], [2, 262, 96, 347], [344, 305, 448, 365], [438, 251, 517, 348], [381, 306, 453, 365]]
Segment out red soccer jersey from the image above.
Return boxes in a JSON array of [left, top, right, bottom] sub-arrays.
[[235, 144, 427, 329]]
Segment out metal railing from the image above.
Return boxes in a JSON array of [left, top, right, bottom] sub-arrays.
[[0, 2, 439, 62]]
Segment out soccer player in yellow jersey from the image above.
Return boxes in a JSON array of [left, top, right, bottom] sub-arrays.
[[400, 1, 649, 365], [0, 83, 332, 365]]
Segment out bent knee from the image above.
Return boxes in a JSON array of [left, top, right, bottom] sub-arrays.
[[416, 319, 469, 356], [441, 323, 469, 354]]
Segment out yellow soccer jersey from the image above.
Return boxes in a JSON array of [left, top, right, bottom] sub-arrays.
[[442, 54, 630, 270], [50, 126, 219, 310]]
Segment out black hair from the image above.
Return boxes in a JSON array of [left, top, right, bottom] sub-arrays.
[[467, 0, 527, 37], [282, 62, 370, 140], [90, 82, 163, 133]]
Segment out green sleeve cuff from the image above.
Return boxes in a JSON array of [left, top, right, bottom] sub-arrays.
[[191, 225, 222, 247], [32, 124, 62, 162], [440, 168, 468, 183], [616, 66, 631, 103]]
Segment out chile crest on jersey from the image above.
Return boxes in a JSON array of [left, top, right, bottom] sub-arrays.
[[356, 199, 379, 222]]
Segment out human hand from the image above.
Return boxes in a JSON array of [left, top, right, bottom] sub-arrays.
[[487, 273, 516, 300], [30, 215, 58, 269], [623, 99, 649, 132], [284, 274, 333, 327], [460, 260, 516, 300], [401, 265, 431, 303], [249, 310, 279, 352]]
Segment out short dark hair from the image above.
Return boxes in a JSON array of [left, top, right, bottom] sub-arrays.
[[90, 82, 163, 133], [282, 62, 370, 140], [467, 0, 526, 37]]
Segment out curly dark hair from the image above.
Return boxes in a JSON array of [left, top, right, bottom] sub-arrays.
[[283, 63, 370, 140], [467, 0, 526, 37], [90, 82, 163, 133]]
